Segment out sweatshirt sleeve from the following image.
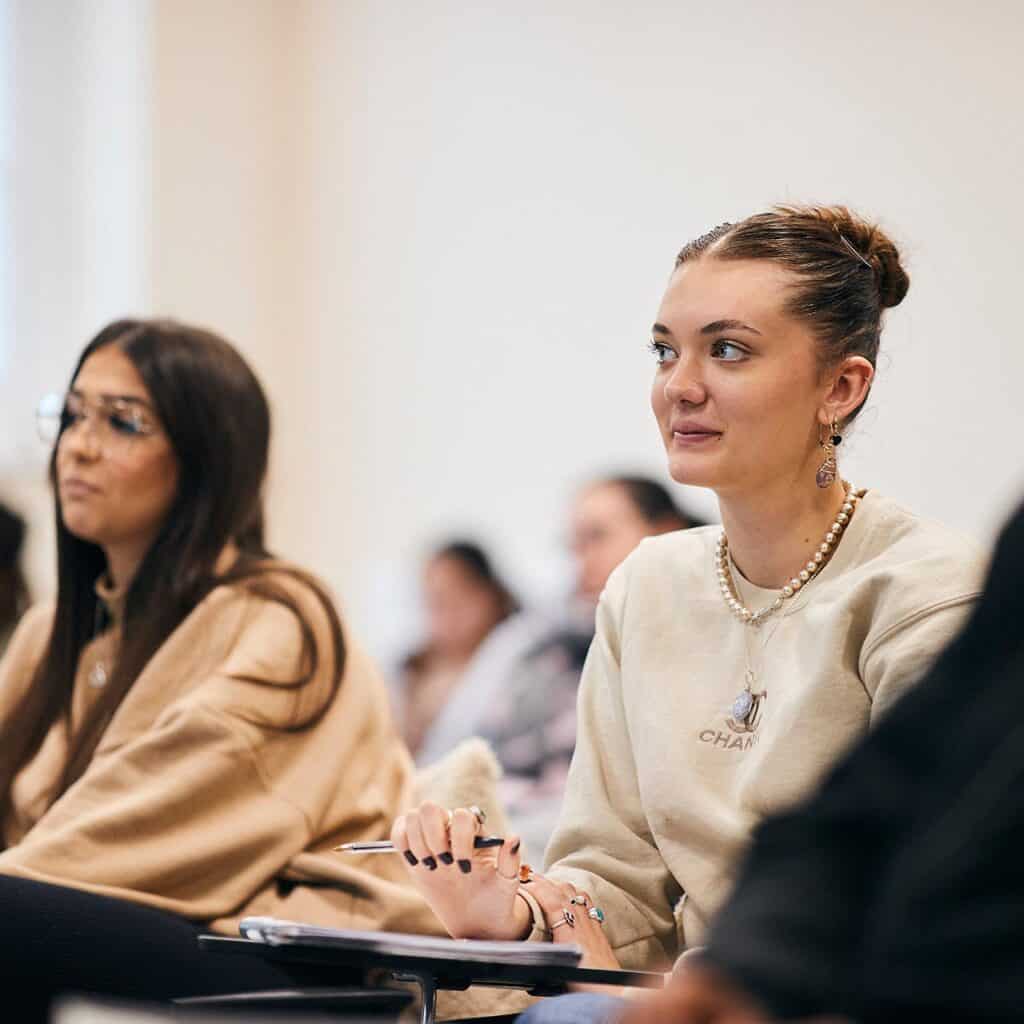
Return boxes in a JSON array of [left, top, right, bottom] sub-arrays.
[[860, 591, 979, 722], [542, 563, 682, 970], [0, 592, 335, 922]]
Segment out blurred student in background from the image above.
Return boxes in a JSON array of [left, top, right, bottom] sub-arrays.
[[0, 319, 435, 1020], [395, 540, 523, 759], [477, 475, 702, 856], [0, 501, 29, 656]]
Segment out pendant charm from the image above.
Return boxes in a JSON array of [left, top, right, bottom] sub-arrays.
[[731, 688, 753, 722], [815, 452, 837, 488], [732, 670, 755, 722], [88, 661, 108, 688]]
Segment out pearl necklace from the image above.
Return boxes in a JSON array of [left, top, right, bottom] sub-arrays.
[[715, 487, 862, 627], [716, 487, 862, 726]]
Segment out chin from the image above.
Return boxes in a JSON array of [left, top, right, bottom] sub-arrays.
[[60, 512, 105, 546], [665, 453, 720, 491]]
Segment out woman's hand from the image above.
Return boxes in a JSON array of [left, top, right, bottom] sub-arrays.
[[391, 801, 531, 941], [528, 874, 621, 975]]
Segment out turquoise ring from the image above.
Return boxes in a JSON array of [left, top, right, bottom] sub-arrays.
[[588, 907, 605, 924]]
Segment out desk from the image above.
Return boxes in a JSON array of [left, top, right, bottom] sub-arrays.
[[199, 935, 662, 1024]]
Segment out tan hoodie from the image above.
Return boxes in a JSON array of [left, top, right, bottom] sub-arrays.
[[0, 567, 440, 937]]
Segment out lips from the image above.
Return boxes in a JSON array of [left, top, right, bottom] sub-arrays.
[[60, 478, 100, 499], [670, 420, 722, 441]]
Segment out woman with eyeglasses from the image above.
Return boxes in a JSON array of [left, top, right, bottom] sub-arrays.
[[0, 320, 437, 1019], [390, 207, 986, 1024]]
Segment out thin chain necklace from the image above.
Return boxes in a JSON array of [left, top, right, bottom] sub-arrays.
[[716, 485, 863, 723], [88, 599, 110, 688]]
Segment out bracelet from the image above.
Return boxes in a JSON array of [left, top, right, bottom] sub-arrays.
[[514, 888, 551, 940]]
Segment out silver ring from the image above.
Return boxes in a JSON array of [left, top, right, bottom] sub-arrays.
[[468, 804, 486, 826], [568, 895, 589, 907], [587, 907, 605, 924], [550, 909, 575, 930]]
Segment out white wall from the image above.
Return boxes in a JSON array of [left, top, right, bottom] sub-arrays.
[[149, 0, 318, 572], [304, 0, 1024, 657], [1, 0, 151, 598], [4, 0, 1023, 661]]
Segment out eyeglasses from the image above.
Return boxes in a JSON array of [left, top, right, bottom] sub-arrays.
[[36, 391, 162, 454]]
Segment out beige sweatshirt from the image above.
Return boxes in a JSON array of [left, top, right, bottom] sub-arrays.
[[543, 490, 985, 970], [0, 568, 440, 937]]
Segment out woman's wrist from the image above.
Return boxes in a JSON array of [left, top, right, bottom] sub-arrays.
[[514, 887, 551, 940]]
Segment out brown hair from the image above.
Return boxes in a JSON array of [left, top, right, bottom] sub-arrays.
[[0, 502, 29, 632], [676, 205, 910, 422], [0, 319, 345, 819]]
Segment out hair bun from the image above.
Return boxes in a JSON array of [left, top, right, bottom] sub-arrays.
[[869, 240, 910, 309], [813, 206, 909, 309]]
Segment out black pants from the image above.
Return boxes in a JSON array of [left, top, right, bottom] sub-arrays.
[[0, 875, 338, 1022]]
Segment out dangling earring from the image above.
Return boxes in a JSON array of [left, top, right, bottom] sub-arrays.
[[815, 417, 842, 489]]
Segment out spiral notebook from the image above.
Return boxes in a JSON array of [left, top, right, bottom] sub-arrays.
[[238, 916, 582, 969]]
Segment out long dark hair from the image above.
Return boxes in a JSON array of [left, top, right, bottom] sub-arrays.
[[0, 319, 344, 820], [0, 502, 29, 632]]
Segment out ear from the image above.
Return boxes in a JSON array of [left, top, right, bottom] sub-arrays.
[[818, 356, 874, 428]]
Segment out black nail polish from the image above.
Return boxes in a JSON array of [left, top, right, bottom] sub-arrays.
[[422, 856, 437, 871], [403, 850, 418, 866], [439, 852, 454, 865], [511, 841, 521, 855], [458, 859, 472, 874]]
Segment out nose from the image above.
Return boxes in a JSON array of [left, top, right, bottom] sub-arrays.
[[60, 417, 103, 460], [664, 351, 707, 406]]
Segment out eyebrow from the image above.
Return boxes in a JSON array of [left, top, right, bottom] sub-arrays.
[[69, 388, 155, 409], [651, 319, 762, 337], [699, 319, 762, 336]]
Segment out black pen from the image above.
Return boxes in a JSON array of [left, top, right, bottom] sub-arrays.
[[335, 835, 505, 854]]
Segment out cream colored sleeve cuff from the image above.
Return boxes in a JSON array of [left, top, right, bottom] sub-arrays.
[[515, 887, 552, 942]]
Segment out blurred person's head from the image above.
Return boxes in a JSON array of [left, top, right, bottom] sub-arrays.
[[0, 501, 29, 632], [44, 319, 272, 589], [571, 476, 701, 605], [650, 205, 906, 501], [1, 318, 342, 810], [422, 541, 518, 661]]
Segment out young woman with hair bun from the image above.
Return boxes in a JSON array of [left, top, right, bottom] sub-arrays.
[[392, 206, 985, 1023], [0, 320, 436, 1019]]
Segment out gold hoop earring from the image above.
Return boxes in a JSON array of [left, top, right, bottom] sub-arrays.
[[816, 417, 842, 489]]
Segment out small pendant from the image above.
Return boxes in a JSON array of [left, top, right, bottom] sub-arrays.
[[816, 456, 837, 489], [731, 688, 753, 722], [88, 661, 108, 688], [732, 670, 754, 722]]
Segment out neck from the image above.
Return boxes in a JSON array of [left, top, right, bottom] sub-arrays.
[[719, 479, 849, 590], [102, 542, 150, 592]]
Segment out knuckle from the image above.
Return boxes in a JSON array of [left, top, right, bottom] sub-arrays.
[[451, 808, 474, 831]]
